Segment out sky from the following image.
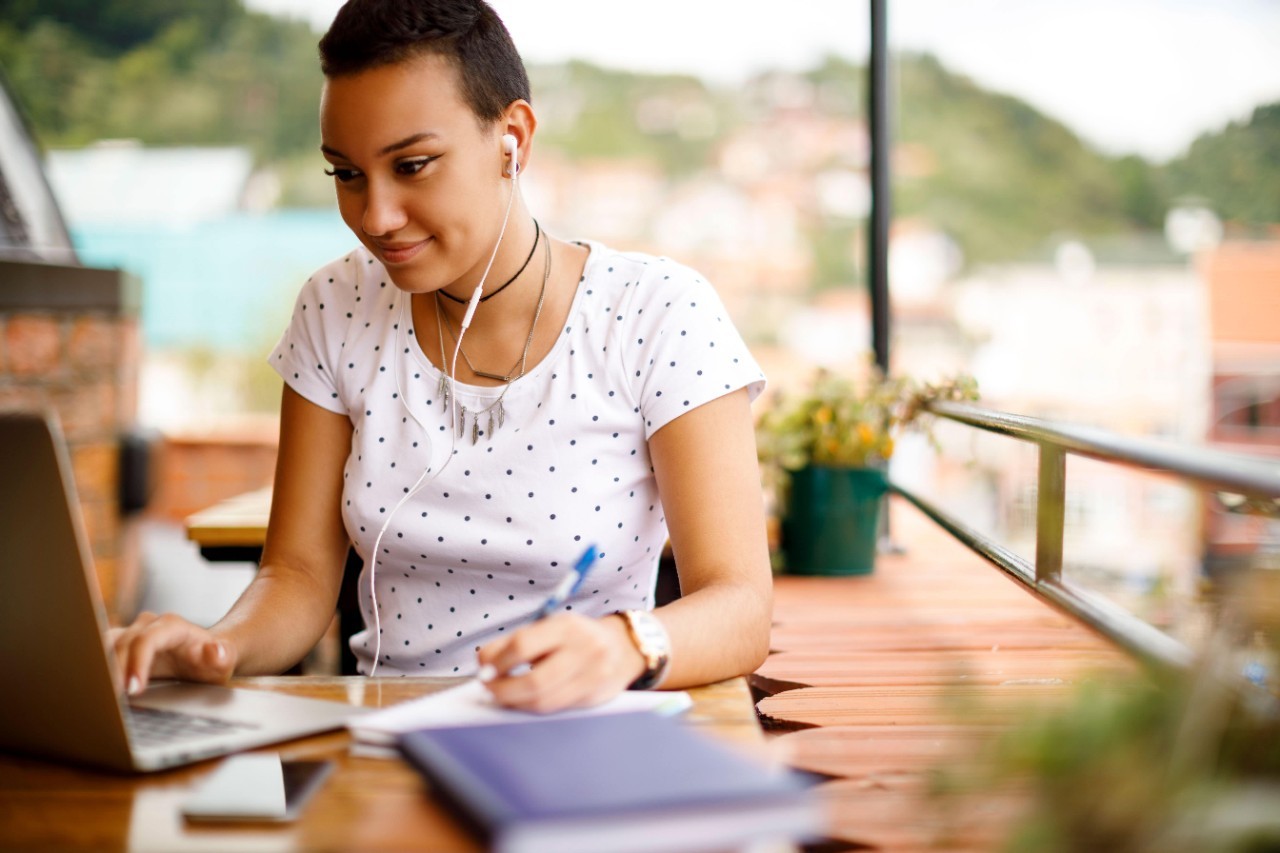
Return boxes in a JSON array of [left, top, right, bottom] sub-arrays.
[[244, 0, 1280, 162]]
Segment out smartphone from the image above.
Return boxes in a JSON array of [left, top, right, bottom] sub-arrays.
[[181, 755, 334, 823]]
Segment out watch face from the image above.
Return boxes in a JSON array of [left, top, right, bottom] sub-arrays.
[[631, 611, 669, 655], [622, 611, 671, 690]]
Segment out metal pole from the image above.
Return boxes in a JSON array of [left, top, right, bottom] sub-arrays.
[[1036, 444, 1066, 584], [868, 0, 891, 374], [865, 0, 896, 548], [869, 0, 896, 550]]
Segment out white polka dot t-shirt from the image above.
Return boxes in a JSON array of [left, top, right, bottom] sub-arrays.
[[270, 240, 765, 676]]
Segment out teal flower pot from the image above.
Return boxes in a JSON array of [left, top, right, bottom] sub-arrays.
[[782, 465, 887, 576]]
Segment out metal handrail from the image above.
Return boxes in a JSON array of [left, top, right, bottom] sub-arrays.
[[888, 401, 1280, 676], [928, 401, 1280, 498], [889, 484, 1196, 674]]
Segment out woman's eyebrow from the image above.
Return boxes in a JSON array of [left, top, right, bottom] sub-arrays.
[[379, 132, 439, 155], [319, 132, 441, 161]]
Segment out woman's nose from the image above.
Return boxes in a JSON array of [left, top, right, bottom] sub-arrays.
[[361, 181, 409, 238]]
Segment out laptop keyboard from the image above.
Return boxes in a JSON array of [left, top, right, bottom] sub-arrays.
[[125, 705, 260, 748]]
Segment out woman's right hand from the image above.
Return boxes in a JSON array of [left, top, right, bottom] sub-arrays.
[[107, 612, 237, 696]]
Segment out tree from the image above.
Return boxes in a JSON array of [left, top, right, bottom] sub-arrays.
[[0, 0, 241, 54], [1164, 103, 1280, 225]]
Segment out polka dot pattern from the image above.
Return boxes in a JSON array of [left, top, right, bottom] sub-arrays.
[[269, 241, 765, 676]]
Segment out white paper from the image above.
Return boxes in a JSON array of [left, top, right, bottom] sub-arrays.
[[348, 681, 693, 748]]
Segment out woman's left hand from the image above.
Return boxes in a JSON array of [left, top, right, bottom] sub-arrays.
[[476, 613, 645, 712]]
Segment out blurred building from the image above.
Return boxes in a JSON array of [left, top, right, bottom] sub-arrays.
[[0, 79, 142, 620], [41, 142, 313, 533], [891, 240, 1211, 626], [43, 142, 349, 429], [44, 141, 262, 227], [1201, 239, 1280, 572]]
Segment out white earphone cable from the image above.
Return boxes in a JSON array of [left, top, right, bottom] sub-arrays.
[[366, 151, 519, 677]]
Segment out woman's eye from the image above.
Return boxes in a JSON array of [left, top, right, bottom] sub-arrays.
[[395, 157, 436, 176], [323, 167, 361, 183]]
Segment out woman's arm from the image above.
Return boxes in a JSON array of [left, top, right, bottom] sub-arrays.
[[479, 387, 773, 709], [211, 385, 354, 674], [111, 385, 352, 690], [638, 386, 774, 686]]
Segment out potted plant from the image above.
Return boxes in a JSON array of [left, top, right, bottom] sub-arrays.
[[756, 365, 977, 575]]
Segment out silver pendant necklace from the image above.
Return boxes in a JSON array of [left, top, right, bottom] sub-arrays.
[[435, 234, 551, 443]]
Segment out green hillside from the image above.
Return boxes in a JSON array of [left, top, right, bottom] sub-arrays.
[[529, 61, 725, 177], [1163, 102, 1280, 226], [0, 1, 322, 187], [890, 53, 1152, 263], [1, 1, 1275, 265]]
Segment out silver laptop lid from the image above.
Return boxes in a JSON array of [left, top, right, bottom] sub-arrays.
[[1, 410, 373, 773], [0, 410, 135, 770]]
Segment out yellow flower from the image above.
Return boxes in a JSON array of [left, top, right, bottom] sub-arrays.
[[755, 366, 977, 473]]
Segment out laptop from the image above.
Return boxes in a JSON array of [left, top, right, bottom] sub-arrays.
[[0, 410, 369, 772]]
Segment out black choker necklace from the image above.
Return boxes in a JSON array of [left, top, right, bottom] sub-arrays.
[[438, 219, 540, 305]]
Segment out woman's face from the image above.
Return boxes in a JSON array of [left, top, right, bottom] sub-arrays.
[[320, 54, 513, 294]]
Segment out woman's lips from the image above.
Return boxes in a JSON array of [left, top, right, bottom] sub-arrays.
[[376, 239, 430, 265]]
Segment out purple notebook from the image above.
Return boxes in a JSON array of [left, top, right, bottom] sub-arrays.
[[397, 710, 825, 853]]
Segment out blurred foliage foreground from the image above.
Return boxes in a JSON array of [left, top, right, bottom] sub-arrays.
[[936, 569, 1280, 852]]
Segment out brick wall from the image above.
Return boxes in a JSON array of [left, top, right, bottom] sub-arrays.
[[0, 260, 139, 620], [148, 421, 279, 523]]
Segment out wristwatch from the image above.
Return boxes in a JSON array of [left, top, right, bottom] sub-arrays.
[[615, 610, 671, 690]]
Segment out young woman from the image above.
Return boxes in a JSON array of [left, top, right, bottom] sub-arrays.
[[112, 0, 772, 712]]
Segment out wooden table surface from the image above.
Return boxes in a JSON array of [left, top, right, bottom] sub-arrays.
[[756, 498, 1143, 852], [0, 675, 766, 852], [184, 486, 273, 549]]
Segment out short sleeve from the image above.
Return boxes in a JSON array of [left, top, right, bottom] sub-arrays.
[[268, 271, 348, 415], [621, 261, 766, 439]]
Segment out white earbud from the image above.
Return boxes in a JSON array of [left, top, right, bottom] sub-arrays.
[[502, 133, 519, 178]]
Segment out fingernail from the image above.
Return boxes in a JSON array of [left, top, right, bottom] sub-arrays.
[[476, 664, 497, 683], [213, 642, 227, 663], [127, 676, 141, 696]]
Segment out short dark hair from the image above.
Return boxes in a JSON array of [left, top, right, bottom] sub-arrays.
[[318, 0, 531, 124]]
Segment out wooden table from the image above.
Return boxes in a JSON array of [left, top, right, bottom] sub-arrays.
[[185, 486, 274, 561], [754, 498, 1142, 852], [0, 676, 767, 852], [186, 488, 365, 675]]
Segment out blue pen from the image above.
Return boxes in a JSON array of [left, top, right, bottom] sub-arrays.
[[533, 544, 599, 620], [477, 544, 599, 682]]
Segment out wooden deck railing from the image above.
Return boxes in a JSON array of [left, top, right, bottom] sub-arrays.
[[756, 404, 1280, 849], [892, 401, 1280, 676]]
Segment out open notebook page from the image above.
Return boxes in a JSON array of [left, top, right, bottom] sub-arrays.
[[348, 681, 692, 755]]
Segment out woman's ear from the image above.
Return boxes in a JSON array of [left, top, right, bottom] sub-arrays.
[[499, 99, 537, 178]]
